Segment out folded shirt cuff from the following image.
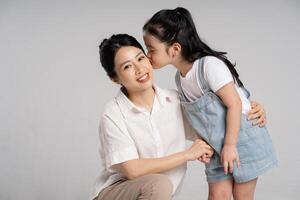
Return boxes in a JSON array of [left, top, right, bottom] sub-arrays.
[[105, 146, 139, 169]]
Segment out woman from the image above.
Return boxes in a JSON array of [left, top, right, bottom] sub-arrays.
[[92, 34, 267, 200]]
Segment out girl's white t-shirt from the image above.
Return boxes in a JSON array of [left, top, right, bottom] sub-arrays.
[[179, 56, 251, 114]]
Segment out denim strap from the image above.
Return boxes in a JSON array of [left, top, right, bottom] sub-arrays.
[[175, 71, 189, 102], [197, 57, 211, 94]]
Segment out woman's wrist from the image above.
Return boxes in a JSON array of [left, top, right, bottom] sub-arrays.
[[182, 150, 191, 162]]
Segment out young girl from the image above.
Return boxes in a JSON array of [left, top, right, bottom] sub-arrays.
[[143, 7, 277, 200]]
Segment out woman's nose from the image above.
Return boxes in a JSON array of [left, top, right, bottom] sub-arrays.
[[134, 64, 144, 74]]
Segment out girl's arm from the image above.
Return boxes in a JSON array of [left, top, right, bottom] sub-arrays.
[[113, 139, 213, 180], [216, 81, 242, 174]]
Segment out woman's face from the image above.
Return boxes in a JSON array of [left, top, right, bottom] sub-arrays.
[[143, 32, 172, 69], [113, 46, 153, 94]]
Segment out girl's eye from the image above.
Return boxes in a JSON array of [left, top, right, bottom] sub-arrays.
[[146, 48, 154, 54]]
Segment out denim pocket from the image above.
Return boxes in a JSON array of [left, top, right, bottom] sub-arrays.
[[237, 126, 267, 164]]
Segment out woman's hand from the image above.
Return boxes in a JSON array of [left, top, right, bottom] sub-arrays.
[[198, 154, 211, 164], [248, 101, 267, 127], [198, 142, 214, 164], [185, 139, 213, 161]]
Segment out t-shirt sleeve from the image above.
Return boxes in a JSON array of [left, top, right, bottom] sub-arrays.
[[204, 57, 234, 92], [99, 114, 139, 170]]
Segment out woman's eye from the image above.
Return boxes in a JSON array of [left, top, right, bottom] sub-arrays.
[[124, 65, 131, 70], [138, 56, 145, 61]]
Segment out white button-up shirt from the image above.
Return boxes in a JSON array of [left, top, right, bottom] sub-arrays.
[[91, 86, 198, 199]]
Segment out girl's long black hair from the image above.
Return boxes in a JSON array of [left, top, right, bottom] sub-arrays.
[[143, 7, 244, 87]]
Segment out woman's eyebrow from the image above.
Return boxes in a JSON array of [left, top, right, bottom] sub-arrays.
[[135, 52, 143, 58], [119, 51, 144, 67]]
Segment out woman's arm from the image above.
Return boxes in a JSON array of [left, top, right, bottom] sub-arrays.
[[113, 139, 213, 180], [216, 82, 242, 174], [248, 101, 267, 127]]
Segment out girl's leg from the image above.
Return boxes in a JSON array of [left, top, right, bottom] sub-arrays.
[[208, 179, 233, 200], [95, 174, 173, 200], [233, 178, 258, 200]]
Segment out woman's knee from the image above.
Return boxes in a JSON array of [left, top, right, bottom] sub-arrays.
[[153, 174, 173, 191], [140, 174, 173, 199]]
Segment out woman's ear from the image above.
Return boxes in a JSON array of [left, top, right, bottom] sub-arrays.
[[110, 76, 119, 84]]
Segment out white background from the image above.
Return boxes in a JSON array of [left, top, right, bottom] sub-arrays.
[[0, 0, 299, 199]]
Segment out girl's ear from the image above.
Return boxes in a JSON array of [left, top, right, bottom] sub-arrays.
[[168, 42, 182, 57]]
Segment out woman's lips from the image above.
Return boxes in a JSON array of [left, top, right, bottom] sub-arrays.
[[137, 73, 150, 83]]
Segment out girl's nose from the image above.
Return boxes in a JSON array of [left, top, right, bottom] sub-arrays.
[[146, 52, 151, 59], [146, 54, 153, 65]]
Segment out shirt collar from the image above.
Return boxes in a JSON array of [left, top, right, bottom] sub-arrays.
[[153, 85, 172, 106], [115, 85, 173, 114]]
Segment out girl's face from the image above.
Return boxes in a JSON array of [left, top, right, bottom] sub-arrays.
[[143, 33, 172, 69], [113, 46, 153, 94]]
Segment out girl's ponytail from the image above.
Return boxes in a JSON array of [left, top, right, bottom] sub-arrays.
[[143, 7, 244, 87]]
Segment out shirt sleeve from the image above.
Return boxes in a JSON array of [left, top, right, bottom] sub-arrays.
[[99, 114, 139, 170], [204, 57, 234, 92]]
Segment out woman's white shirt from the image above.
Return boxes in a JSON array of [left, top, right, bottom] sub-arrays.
[[91, 86, 198, 199]]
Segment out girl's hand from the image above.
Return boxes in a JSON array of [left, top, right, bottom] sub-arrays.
[[221, 144, 240, 174], [248, 101, 267, 127]]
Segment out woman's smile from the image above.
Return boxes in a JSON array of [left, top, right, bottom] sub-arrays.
[[136, 73, 150, 83]]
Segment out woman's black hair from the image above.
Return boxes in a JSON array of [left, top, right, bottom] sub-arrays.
[[143, 7, 244, 87], [99, 34, 145, 78]]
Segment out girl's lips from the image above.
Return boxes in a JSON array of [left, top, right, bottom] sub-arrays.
[[137, 73, 150, 83]]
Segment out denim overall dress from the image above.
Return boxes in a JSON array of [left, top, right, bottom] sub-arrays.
[[175, 57, 278, 183]]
